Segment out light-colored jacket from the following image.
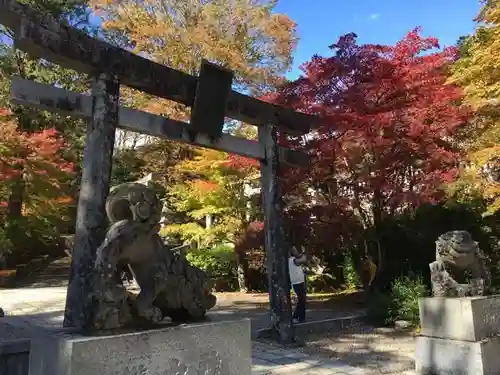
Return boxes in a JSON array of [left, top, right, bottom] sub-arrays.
[[289, 257, 305, 285]]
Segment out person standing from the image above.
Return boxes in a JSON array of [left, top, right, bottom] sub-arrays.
[[289, 246, 307, 323]]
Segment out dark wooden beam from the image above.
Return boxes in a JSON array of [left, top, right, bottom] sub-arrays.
[[11, 77, 309, 168], [0, 0, 318, 135], [189, 60, 233, 141]]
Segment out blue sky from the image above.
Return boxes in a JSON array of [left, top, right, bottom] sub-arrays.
[[275, 0, 482, 80], [2, 1, 481, 82]]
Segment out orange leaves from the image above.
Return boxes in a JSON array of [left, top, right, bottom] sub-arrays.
[[224, 154, 259, 171], [234, 220, 264, 253], [0, 113, 74, 183], [92, 0, 297, 113], [0, 108, 11, 117], [0, 110, 75, 221], [55, 196, 74, 204], [191, 180, 219, 194]]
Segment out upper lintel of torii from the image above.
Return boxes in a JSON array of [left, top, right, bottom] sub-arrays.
[[0, 0, 321, 168]]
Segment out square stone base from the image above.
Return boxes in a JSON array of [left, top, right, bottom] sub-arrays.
[[416, 335, 500, 375], [419, 295, 500, 341], [29, 319, 251, 375]]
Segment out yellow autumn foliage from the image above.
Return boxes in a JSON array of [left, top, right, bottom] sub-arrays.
[[448, 1, 500, 213], [91, 0, 297, 121], [450, 1, 500, 109]]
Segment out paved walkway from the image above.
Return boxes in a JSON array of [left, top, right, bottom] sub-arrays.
[[0, 287, 409, 374], [252, 341, 368, 375], [0, 287, 364, 337]]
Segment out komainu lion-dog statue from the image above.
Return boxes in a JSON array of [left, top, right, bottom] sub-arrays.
[[87, 180, 216, 331], [429, 230, 491, 297]]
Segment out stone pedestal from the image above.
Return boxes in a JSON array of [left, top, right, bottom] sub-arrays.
[[416, 296, 500, 375], [28, 319, 251, 375]]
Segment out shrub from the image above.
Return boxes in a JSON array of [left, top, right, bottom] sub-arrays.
[[3, 215, 67, 266], [306, 273, 336, 293], [342, 251, 360, 291], [0, 227, 12, 265], [186, 244, 236, 279], [388, 275, 428, 326], [0, 227, 12, 251], [367, 275, 428, 327], [366, 291, 393, 325], [245, 248, 267, 292]]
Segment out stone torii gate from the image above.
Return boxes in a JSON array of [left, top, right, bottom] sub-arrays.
[[0, 0, 319, 344]]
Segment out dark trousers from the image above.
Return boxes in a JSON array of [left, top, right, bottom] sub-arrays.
[[292, 282, 306, 322]]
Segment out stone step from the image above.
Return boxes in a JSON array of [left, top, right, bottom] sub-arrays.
[[255, 313, 367, 339]]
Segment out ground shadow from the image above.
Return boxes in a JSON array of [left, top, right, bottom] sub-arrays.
[[0, 310, 67, 341], [5, 257, 71, 289], [292, 324, 415, 374], [229, 290, 366, 311]]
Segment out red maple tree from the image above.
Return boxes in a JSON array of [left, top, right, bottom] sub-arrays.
[[274, 28, 469, 232], [224, 154, 259, 171], [0, 109, 75, 215]]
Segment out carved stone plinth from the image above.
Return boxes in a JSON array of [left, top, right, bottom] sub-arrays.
[[416, 296, 500, 375], [29, 319, 251, 375]]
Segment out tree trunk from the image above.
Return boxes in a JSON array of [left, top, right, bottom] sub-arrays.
[[368, 191, 386, 293], [6, 170, 26, 256], [7, 104, 34, 250], [7, 172, 25, 221], [205, 214, 213, 228], [235, 250, 248, 292]]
